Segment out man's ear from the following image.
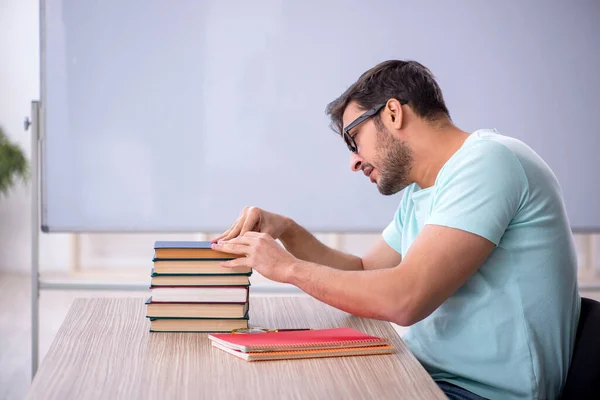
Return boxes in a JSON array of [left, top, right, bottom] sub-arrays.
[[386, 98, 404, 130]]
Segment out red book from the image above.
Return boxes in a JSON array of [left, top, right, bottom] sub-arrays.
[[208, 327, 389, 353]]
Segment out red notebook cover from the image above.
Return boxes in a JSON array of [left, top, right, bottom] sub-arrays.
[[208, 327, 389, 353]]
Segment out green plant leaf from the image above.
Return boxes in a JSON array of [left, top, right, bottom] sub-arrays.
[[0, 126, 29, 196]]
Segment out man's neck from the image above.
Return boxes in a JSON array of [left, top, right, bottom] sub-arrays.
[[409, 122, 470, 189]]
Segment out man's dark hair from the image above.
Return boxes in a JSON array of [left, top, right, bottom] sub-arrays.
[[325, 60, 451, 134]]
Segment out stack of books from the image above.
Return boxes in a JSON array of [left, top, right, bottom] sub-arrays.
[[145, 240, 251, 332], [208, 327, 395, 361]]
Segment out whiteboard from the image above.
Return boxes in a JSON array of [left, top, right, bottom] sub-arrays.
[[41, 0, 600, 232]]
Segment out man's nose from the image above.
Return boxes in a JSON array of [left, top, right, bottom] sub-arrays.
[[350, 152, 362, 172]]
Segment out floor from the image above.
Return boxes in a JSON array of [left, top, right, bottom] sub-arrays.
[[1, 272, 599, 400]]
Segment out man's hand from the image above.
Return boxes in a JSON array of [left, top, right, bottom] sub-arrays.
[[211, 206, 291, 243], [211, 232, 299, 283]]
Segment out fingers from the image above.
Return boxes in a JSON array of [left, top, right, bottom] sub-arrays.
[[240, 231, 267, 239], [219, 222, 242, 242], [211, 207, 266, 243], [219, 257, 249, 268], [217, 234, 259, 246], [212, 213, 246, 243], [211, 240, 251, 255], [212, 225, 237, 243], [211, 216, 239, 242], [211, 229, 231, 243], [239, 209, 260, 236]]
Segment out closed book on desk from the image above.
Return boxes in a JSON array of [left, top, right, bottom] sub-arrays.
[[208, 327, 389, 352], [150, 286, 249, 303], [145, 297, 249, 318], [154, 240, 240, 259], [152, 259, 251, 275], [149, 316, 249, 333], [150, 269, 250, 286]]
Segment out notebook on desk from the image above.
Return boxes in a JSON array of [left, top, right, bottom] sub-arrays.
[[208, 327, 395, 361]]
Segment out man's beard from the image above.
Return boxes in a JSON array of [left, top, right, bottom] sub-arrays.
[[373, 126, 413, 195]]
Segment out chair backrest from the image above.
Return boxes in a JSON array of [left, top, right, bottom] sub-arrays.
[[561, 297, 600, 399]]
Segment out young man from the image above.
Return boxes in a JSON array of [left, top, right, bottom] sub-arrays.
[[211, 60, 580, 400]]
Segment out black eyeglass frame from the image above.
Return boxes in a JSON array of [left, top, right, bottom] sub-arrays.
[[341, 99, 408, 153]]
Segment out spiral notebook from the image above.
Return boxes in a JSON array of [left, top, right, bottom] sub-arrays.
[[208, 327, 391, 353], [211, 342, 395, 361]]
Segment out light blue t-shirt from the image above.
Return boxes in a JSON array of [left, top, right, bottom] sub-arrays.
[[382, 129, 580, 400]]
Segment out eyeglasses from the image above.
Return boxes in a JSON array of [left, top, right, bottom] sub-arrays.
[[341, 104, 385, 153], [341, 99, 407, 153]]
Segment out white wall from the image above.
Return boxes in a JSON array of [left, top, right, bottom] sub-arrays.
[[0, 0, 598, 277], [1, 0, 38, 271], [0, 0, 72, 273]]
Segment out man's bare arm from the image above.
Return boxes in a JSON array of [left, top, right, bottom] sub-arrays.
[[285, 224, 495, 325], [280, 219, 401, 271], [213, 224, 494, 325]]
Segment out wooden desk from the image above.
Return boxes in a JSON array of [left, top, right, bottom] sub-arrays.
[[25, 297, 445, 399]]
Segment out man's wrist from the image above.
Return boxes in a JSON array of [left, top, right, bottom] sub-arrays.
[[284, 259, 309, 286], [279, 217, 297, 243]]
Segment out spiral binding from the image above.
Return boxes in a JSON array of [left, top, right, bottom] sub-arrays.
[[250, 344, 394, 355], [247, 338, 388, 349]]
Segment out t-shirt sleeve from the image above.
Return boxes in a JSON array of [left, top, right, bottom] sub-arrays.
[[425, 141, 528, 246], [382, 193, 407, 255]]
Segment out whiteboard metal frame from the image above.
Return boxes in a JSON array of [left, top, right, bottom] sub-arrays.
[[30, 100, 40, 379]]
